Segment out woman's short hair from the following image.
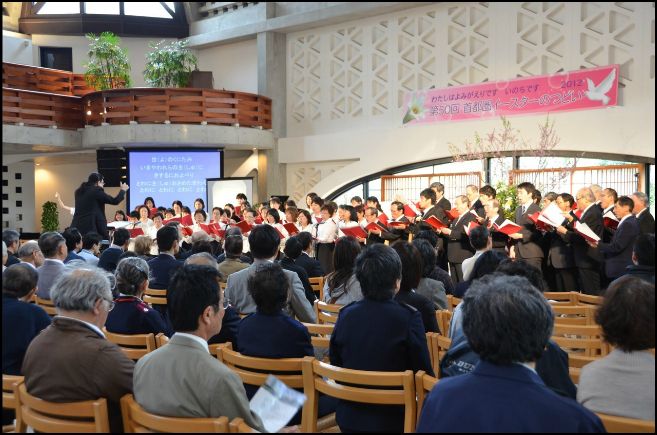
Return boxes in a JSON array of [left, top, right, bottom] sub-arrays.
[[132, 235, 153, 256], [168, 265, 221, 332], [50, 264, 115, 312], [391, 241, 422, 293], [248, 262, 289, 315], [413, 239, 437, 278], [115, 257, 149, 296], [327, 236, 361, 295], [266, 208, 281, 223], [194, 209, 207, 220], [462, 274, 553, 365], [355, 244, 401, 301], [2, 263, 39, 298], [496, 259, 547, 291], [596, 276, 655, 352]]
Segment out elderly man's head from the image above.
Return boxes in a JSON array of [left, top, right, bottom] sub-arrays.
[[50, 264, 115, 328], [355, 244, 401, 301], [462, 274, 553, 365], [3, 263, 39, 301], [18, 241, 44, 267]]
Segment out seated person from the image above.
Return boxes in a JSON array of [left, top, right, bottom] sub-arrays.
[[62, 227, 85, 263], [147, 226, 183, 290], [412, 239, 448, 310], [279, 237, 316, 305], [323, 236, 363, 305], [35, 231, 68, 299], [22, 264, 134, 432], [218, 230, 249, 282], [3, 264, 51, 375], [577, 276, 655, 421], [413, 231, 455, 295], [453, 250, 507, 298], [133, 264, 265, 432], [98, 228, 130, 273], [614, 233, 654, 285], [105, 257, 172, 337], [329, 244, 433, 433], [417, 274, 604, 433], [295, 232, 324, 277], [391, 241, 439, 333]]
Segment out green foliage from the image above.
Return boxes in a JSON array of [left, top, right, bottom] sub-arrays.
[[41, 201, 59, 232], [495, 181, 518, 220], [143, 40, 198, 88], [83, 32, 132, 90]]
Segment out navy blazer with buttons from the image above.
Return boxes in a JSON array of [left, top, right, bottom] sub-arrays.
[[105, 296, 173, 337], [417, 361, 604, 433], [293, 253, 324, 278], [598, 215, 640, 279], [329, 299, 434, 433], [147, 254, 184, 290], [2, 296, 51, 375], [237, 311, 314, 359]]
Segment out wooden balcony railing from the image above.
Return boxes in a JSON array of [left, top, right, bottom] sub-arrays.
[[3, 62, 95, 96], [2, 62, 273, 130]]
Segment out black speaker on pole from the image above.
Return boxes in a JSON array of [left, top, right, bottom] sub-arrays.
[[96, 149, 127, 187]]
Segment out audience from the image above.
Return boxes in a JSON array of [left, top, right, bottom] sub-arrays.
[[133, 264, 265, 432], [323, 236, 363, 305], [417, 274, 604, 432], [414, 230, 455, 295], [453, 249, 507, 298], [2, 229, 21, 266], [105, 257, 172, 337], [132, 235, 155, 261], [578, 276, 655, 420], [295, 231, 324, 277], [17, 240, 44, 269], [98, 228, 130, 273], [217, 229, 249, 281], [2, 241, 7, 271], [391, 241, 440, 333], [78, 232, 102, 266], [329, 244, 433, 433], [35, 231, 68, 299], [615, 233, 655, 285], [22, 264, 134, 432], [147, 225, 183, 290], [225, 225, 315, 322], [3, 264, 51, 375], [461, 225, 491, 281], [413, 238, 448, 309], [280, 236, 317, 305], [62, 227, 85, 263]]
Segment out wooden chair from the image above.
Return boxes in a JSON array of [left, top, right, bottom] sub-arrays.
[[14, 382, 110, 432], [575, 293, 604, 306], [428, 333, 452, 378], [552, 304, 597, 325], [3, 375, 24, 432], [446, 295, 461, 311], [414, 371, 438, 425], [143, 288, 167, 306], [302, 323, 334, 350], [102, 328, 157, 361], [551, 324, 608, 357], [34, 296, 56, 316], [309, 277, 325, 302], [120, 394, 229, 433], [155, 333, 169, 348], [301, 358, 417, 433], [314, 300, 343, 325], [543, 291, 577, 305], [228, 417, 257, 433], [596, 412, 655, 433], [425, 333, 435, 377], [435, 310, 452, 337]]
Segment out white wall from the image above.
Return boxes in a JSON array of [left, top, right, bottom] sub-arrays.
[[2, 31, 36, 65], [29, 34, 179, 87], [195, 39, 258, 93]]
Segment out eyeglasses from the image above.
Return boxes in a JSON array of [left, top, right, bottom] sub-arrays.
[[222, 296, 231, 310]]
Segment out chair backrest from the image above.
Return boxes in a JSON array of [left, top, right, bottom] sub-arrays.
[[216, 345, 305, 389], [302, 322, 334, 349], [414, 371, 438, 425], [308, 276, 325, 301], [428, 333, 452, 378], [596, 412, 656, 433], [575, 293, 604, 306], [120, 394, 229, 433], [435, 310, 452, 337], [300, 358, 416, 433], [228, 417, 256, 433], [551, 304, 597, 325], [314, 300, 343, 325], [155, 333, 169, 348], [35, 296, 57, 316], [143, 288, 167, 306], [543, 291, 578, 305], [15, 382, 110, 433], [102, 328, 157, 360], [446, 295, 461, 311], [2, 374, 23, 411], [551, 324, 608, 357]]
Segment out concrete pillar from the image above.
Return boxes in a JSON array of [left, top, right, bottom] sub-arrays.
[[257, 30, 286, 200]]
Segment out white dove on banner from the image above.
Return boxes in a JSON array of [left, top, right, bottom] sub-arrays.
[[584, 69, 616, 105]]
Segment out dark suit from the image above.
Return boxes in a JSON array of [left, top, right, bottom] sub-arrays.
[[446, 213, 475, 283], [617, 265, 655, 285], [295, 252, 324, 278], [394, 291, 439, 333], [208, 307, 241, 348], [71, 185, 126, 239], [280, 256, 317, 306], [416, 203, 450, 269], [547, 230, 577, 292], [417, 361, 604, 433], [437, 197, 451, 214], [97, 247, 123, 273], [601, 205, 616, 243], [6, 253, 20, 266], [105, 296, 173, 337], [469, 199, 485, 217], [2, 296, 51, 375], [329, 299, 433, 433], [147, 254, 184, 290], [513, 203, 544, 271], [564, 204, 604, 294], [487, 214, 508, 253], [386, 216, 410, 241], [636, 209, 655, 235], [598, 215, 640, 279]]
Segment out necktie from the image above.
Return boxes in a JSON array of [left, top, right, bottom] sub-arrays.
[[521, 206, 526, 215]]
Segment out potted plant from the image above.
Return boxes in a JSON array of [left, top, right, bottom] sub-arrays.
[[143, 40, 198, 88], [41, 201, 59, 232], [83, 31, 132, 90]]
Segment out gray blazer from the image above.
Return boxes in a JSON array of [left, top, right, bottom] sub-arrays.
[[134, 334, 265, 431], [416, 277, 448, 310], [226, 259, 316, 323], [36, 259, 66, 299]]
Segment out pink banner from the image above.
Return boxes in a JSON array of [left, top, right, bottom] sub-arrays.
[[402, 64, 619, 124]]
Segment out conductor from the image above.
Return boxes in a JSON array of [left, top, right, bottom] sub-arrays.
[[71, 173, 129, 239]]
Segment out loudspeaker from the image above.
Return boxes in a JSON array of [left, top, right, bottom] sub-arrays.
[[96, 149, 127, 187]]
